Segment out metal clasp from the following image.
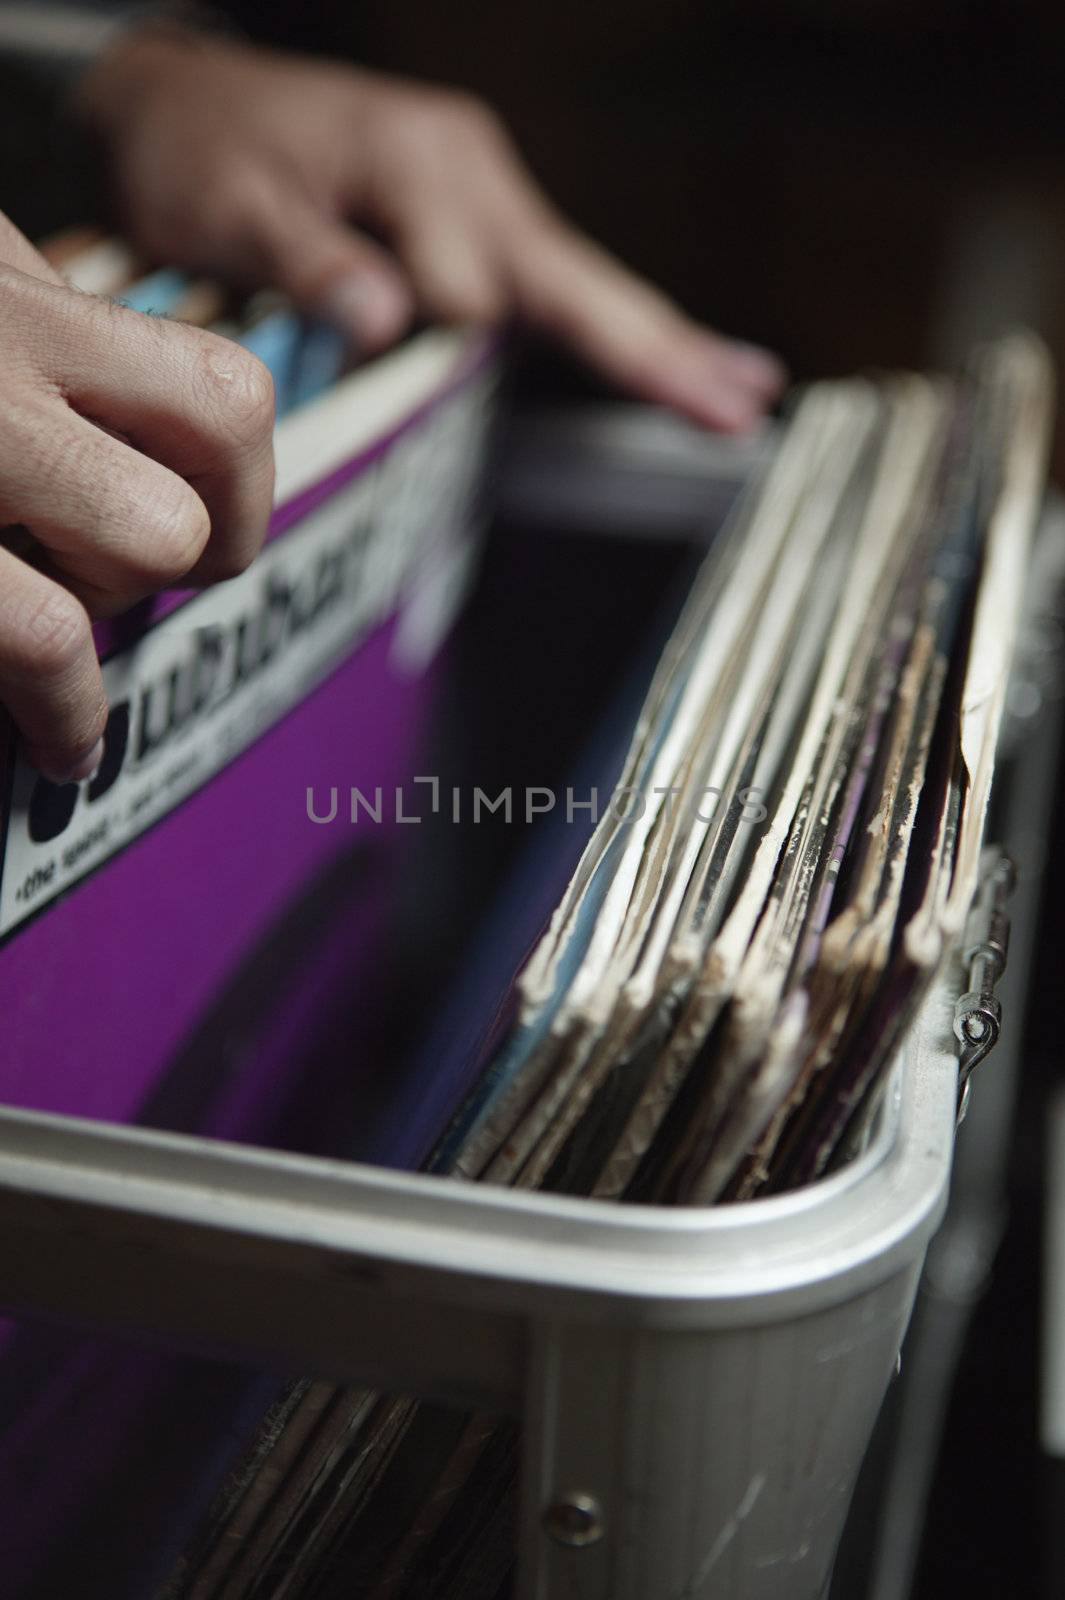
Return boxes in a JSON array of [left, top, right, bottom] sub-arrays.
[[953, 847, 1015, 1123]]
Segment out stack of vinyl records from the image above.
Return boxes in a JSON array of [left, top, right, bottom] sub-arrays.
[[162, 333, 1053, 1598]]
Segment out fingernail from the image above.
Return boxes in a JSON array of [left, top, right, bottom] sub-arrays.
[[709, 392, 763, 434], [320, 274, 412, 354], [42, 737, 105, 787], [672, 371, 762, 433], [721, 340, 788, 394]]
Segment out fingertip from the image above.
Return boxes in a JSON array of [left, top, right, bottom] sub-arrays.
[[715, 338, 789, 399], [30, 734, 105, 787], [653, 329, 787, 432], [319, 272, 415, 355], [659, 372, 768, 435], [698, 401, 766, 437]]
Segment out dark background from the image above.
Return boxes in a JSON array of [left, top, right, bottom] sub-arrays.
[[10, 0, 1065, 473], [4, 2, 1065, 1594]]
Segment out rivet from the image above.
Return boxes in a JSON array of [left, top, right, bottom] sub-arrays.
[[543, 1491, 604, 1548]]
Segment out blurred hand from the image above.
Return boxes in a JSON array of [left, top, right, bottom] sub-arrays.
[[77, 32, 786, 432], [0, 213, 275, 782]]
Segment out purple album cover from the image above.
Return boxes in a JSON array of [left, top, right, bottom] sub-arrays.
[[0, 332, 499, 1598], [0, 331, 497, 1142]]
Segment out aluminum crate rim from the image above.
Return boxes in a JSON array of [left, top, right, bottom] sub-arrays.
[[0, 968, 959, 1334]]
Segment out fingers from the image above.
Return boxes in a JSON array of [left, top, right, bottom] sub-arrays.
[[381, 175, 781, 428], [225, 176, 413, 355], [503, 221, 786, 433], [397, 214, 505, 326], [0, 403, 212, 615], [0, 545, 107, 784], [25, 274, 276, 584], [388, 170, 784, 429], [0, 211, 65, 288], [0, 261, 278, 780], [347, 85, 786, 428]]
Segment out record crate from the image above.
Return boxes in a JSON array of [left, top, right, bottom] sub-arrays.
[[0, 411, 1060, 1600]]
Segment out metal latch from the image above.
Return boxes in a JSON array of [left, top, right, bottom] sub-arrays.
[[953, 847, 1015, 1123]]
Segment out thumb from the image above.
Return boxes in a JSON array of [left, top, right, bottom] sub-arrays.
[[241, 191, 414, 355]]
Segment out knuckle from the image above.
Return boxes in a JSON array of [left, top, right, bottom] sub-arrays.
[[230, 351, 277, 433], [195, 169, 256, 238], [441, 279, 507, 325], [190, 333, 276, 446], [0, 273, 73, 382], [0, 261, 33, 311], [401, 88, 504, 151], [441, 89, 502, 140], [0, 260, 53, 308], [131, 479, 211, 586]]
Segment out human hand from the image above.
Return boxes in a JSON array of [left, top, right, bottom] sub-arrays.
[[0, 212, 275, 782], [76, 32, 786, 432]]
